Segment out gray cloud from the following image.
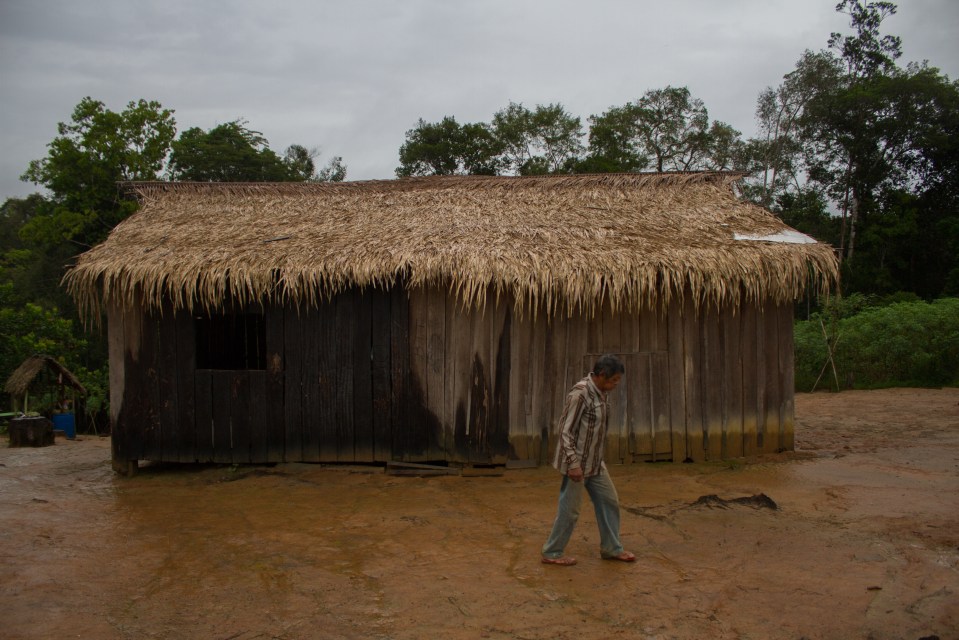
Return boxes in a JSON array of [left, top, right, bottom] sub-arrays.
[[2, 0, 957, 201]]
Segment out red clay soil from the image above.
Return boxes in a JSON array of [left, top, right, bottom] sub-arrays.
[[2, 388, 957, 640]]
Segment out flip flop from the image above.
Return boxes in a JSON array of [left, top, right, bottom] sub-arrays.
[[602, 551, 636, 562], [541, 556, 577, 566]]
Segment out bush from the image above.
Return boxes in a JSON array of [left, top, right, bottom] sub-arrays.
[[794, 297, 959, 390]]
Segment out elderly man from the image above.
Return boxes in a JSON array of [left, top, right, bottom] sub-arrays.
[[541, 354, 636, 566]]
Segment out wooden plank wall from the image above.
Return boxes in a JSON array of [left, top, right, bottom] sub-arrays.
[[110, 286, 797, 467]]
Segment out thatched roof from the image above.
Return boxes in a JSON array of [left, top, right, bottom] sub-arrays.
[[65, 172, 838, 317], [4, 355, 87, 397]]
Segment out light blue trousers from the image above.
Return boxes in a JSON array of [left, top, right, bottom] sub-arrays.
[[542, 470, 625, 559]]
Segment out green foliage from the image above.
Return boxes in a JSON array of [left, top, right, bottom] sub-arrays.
[[0, 299, 108, 421], [21, 97, 176, 249], [169, 120, 294, 182], [491, 102, 584, 175], [794, 297, 959, 390], [398, 94, 744, 178], [396, 116, 503, 177], [745, 1, 959, 299], [587, 87, 746, 173]]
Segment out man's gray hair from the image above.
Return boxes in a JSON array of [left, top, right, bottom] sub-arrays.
[[593, 354, 625, 378]]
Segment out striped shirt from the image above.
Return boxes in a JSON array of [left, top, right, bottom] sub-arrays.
[[552, 374, 609, 477]]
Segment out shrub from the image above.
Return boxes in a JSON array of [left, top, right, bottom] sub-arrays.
[[794, 297, 959, 390]]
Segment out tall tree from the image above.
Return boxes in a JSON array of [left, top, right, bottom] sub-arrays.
[[744, 50, 844, 207], [282, 144, 347, 182], [168, 121, 295, 182], [396, 117, 501, 177], [801, 1, 905, 262], [490, 102, 584, 175], [21, 97, 176, 248], [758, 0, 959, 297], [587, 87, 745, 173]]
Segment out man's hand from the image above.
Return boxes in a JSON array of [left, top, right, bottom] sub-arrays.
[[567, 467, 584, 482]]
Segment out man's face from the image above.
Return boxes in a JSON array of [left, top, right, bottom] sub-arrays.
[[594, 372, 623, 393]]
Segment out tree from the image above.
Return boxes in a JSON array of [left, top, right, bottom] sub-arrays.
[[168, 120, 294, 182], [753, 0, 959, 298], [283, 144, 317, 181], [743, 51, 844, 207], [490, 102, 584, 175], [282, 144, 347, 182], [21, 97, 176, 248], [396, 117, 501, 177], [316, 156, 347, 182], [801, 26, 956, 279], [586, 87, 745, 173], [583, 103, 649, 172]]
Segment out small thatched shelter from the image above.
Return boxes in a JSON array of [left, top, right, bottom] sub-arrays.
[[4, 354, 87, 413], [66, 172, 837, 473]]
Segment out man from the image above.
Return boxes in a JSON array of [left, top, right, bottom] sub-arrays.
[[541, 354, 636, 566]]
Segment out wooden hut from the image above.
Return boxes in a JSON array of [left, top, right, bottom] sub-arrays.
[[65, 173, 837, 474]]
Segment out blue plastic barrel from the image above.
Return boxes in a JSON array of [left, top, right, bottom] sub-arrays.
[[52, 412, 76, 439]]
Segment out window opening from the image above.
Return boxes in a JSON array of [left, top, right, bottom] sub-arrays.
[[195, 313, 266, 370]]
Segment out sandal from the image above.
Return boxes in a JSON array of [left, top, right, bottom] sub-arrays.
[[602, 551, 636, 562], [541, 556, 577, 566]]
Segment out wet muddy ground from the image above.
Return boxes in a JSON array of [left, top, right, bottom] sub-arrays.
[[2, 388, 958, 640]]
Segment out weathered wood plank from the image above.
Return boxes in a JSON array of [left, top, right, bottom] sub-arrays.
[[703, 305, 724, 461], [508, 304, 533, 461], [249, 370, 269, 463], [756, 301, 779, 452], [600, 300, 622, 353], [529, 310, 550, 464], [650, 352, 672, 460], [390, 286, 411, 460], [371, 289, 393, 462], [722, 305, 745, 459], [174, 310, 197, 463], [623, 307, 641, 353], [333, 293, 355, 462], [763, 303, 783, 453], [264, 307, 285, 463], [449, 294, 473, 463], [683, 297, 705, 462], [107, 303, 130, 467], [352, 292, 374, 462], [626, 353, 650, 461], [138, 313, 161, 461], [407, 286, 430, 461], [283, 308, 304, 462], [302, 306, 322, 462], [489, 298, 512, 464], [211, 371, 232, 463], [667, 298, 687, 462], [780, 303, 796, 452], [426, 286, 448, 460], [156, 311, 179, 462], [194, 369, 214, 463], [467, 302, 492, 464], [230, 371, 252, 463], [741, 302, 761, 457]]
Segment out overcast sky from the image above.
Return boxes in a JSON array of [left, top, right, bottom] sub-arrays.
[[1, 0, 957, 202]]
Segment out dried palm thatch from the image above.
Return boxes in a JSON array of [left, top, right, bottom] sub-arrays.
[[4, 355, 87, 396], [65, 172, 838, 318]]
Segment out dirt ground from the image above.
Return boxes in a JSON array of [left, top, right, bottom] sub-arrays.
[[1, 388, 957, 640]]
